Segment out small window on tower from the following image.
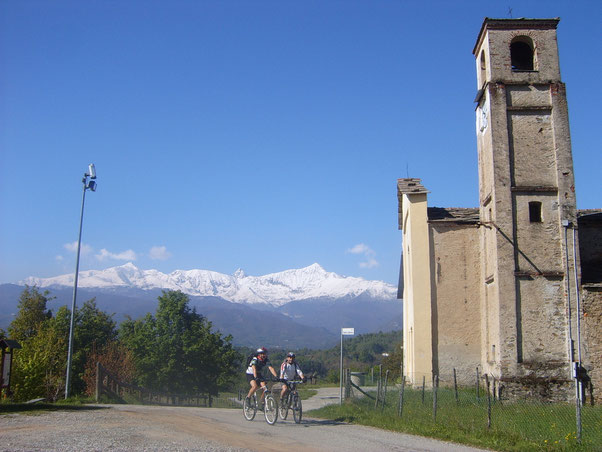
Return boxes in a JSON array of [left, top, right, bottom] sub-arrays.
[[479, 51, 487, 86], [511, 37, 535, 71], [529, 201, 542, 223]]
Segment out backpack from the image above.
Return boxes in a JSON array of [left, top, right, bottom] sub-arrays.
[[246, 352, 257, 368]]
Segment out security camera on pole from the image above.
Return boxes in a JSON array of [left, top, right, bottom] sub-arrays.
[[65, 164, 97, 399]]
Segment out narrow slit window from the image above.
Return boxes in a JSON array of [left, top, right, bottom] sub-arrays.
[[479, 51, 487, 86], [529, 201, 542, 223]]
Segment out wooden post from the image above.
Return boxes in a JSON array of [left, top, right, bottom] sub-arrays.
[[433, 374, 439, 422], [476, 367, 480, 402], [374, 373, 381, 409], [397, 376, 406, 418], [381, 370, 389, 412], [95, 362, 102, 402], [421, 375, 426, 404], [344, 369, 351, 400], [486, 374, 491, 429], [453, 368, 459, 404]]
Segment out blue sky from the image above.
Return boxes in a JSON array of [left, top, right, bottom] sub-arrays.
[[1, 1, 600, 285]]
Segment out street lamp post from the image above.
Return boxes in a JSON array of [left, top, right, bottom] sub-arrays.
[[65, 164, 97, 399]]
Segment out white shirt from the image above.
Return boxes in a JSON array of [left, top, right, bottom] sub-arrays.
[[280, 361, 304, 381]]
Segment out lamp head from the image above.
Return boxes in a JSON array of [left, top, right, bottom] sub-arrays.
[[88, 164, 96, 179], [87, 180, 97, 192]]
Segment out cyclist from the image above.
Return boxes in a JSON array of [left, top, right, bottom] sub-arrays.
[[279, 352, 306, 402], [246, 347, 278, 408]]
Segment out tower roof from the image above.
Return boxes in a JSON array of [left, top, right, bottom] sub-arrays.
[[473, 17, 560, 55], [397, 178, 430, 230]]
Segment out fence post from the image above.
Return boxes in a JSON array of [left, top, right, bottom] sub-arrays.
[[398, 376, 405, 418], [453, 368, 459, 405], [486, 374, 491, 429], [381, 370, 389, 412], [344, 369, 351, 400], [374, 373, 381, 409], [476, 367, 480, 402], [432, 374, 439, 422], [421, 375, 426, 404], [95, 362, 102, 402]]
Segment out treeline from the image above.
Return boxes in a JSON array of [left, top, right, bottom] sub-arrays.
[[1, 287, 240, 402]]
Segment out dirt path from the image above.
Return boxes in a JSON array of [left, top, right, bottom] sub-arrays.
[[0, 391, 488, 452]]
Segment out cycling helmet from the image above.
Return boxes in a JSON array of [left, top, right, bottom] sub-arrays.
[[256, 347, 268, 354], [287, 352, 295, 358]]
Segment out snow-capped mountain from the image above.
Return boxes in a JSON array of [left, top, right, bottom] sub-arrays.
[[20, 263, 397, 307]]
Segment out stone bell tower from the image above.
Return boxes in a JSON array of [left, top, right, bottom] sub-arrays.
[[473, 18, 579, 397]]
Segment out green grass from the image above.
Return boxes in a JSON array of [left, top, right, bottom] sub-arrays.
[[308, 386, 601, 452], [298, 388, 318, 400]]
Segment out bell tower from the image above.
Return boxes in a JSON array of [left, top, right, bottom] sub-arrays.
[[473, 18, 579, 395]]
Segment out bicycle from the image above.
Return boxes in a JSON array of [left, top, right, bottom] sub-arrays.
[[278, 380, 304, 423], [243, 382, 278, 425]]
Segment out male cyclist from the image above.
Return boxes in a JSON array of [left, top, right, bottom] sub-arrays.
[[246, 347, 278, 408], [279, 352, 306, 402]]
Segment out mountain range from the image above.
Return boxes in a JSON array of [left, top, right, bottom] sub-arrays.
[[1, 263, 402, 349]]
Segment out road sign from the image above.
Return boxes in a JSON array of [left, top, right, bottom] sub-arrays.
[[341, 327, 355, 336]]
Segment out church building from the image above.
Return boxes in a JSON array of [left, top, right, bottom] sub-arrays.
[[397, 18, 601, 402]]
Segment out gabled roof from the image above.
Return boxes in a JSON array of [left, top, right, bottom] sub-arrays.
[[0, 339, 22, 350], [397, 178, 430, 230], [427, 207, 480, 224]]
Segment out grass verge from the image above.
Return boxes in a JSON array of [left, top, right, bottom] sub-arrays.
[[308, 387, 601, 452]]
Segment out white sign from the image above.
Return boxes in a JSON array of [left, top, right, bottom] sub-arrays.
[[341, 327, 355, 336]]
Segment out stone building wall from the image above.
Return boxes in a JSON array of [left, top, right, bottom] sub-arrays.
[[428, 217, 481, 385], [578, 211, 602, 403]]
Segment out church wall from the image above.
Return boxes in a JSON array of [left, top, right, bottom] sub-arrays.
[[581, 287, 602, 403], [428, 222, 481, 385]]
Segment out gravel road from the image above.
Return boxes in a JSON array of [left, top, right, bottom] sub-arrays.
[[0, 388, 488, 452]]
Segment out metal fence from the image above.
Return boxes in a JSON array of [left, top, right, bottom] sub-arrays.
[[345, 367, 601, 449]]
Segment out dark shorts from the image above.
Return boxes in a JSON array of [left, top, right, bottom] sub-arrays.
[[247, 374, 264, 384]]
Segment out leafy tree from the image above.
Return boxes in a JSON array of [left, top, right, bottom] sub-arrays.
[[82, 340, 136, 397], [8, 286, 52, 341], [381, 340, 404, 381], [9, 289, 118, 400], [51, 299, 118, 394], [11, 324, 67, 402], [120, 290, 239, 395]]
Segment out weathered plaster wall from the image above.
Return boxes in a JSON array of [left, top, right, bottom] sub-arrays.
[[429, 222, 481, 385]]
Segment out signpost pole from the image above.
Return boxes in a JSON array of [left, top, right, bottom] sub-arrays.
[[340, 327, 355, 405], [340, 330, 343, 405]]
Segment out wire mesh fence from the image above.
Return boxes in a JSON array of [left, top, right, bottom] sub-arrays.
[[346, 368, 601, 450]]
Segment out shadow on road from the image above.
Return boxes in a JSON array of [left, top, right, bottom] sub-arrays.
[[0, 403, 109, 414]]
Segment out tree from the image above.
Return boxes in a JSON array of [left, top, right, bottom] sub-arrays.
[[9, 289, 119, 400], [82, 340, 136, 397], [11, 323, 67, 402], [382, 340, 404, 381], [52, 298, 118, 395], [8, 286, 52, 341], [120, 290, 239, 395]]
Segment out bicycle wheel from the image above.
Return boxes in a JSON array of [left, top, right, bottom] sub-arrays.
[[292, 393, 302, 424], [243, 394, 257, 421], [278, 394, 289, 420], [264, 393, 278, 425]]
